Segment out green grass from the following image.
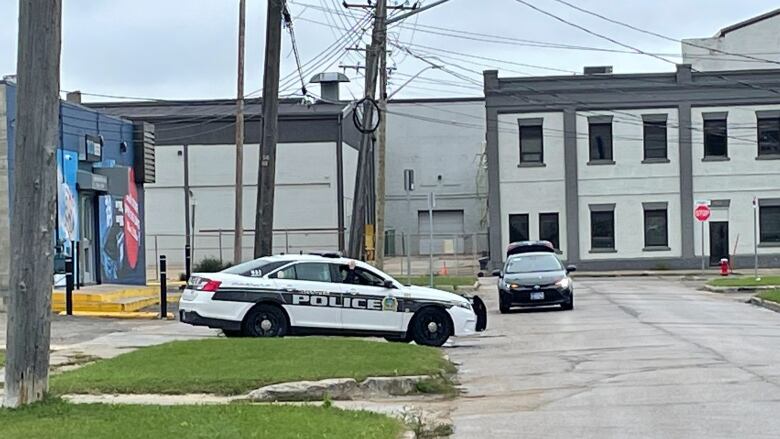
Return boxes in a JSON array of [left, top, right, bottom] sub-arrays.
[[0, 350, 4, 367], [708, 276, 780, 287], [51, 337, 455, 395], [757, 290, 780, 304], [0, 399, 403, 439], [403, 275, 476, 287]]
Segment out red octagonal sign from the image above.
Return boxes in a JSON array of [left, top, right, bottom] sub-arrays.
[[694, 204, 711, 222]]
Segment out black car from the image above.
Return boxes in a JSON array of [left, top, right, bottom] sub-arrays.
[[493, 241, 576, 313]]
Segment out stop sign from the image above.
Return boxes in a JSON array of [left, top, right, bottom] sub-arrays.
[[694, 204, 711, 222]]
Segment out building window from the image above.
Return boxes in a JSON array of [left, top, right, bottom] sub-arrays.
[[757, 116, 780, 157], [643, 207, 669, 248], [759, 204, 780, 244], [590, 206, 615, 251], [539, 213, 559, 250], [589, 123, 613, 162], [518, 119, 544, 164], [643, 119, 668, 161], [703, 118, 728, 158], [509, 214, 529, 243]]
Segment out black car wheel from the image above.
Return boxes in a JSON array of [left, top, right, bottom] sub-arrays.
[[243, 304, 288, 337], [411, 308, 452, 347], [499, 295, 511, 314]]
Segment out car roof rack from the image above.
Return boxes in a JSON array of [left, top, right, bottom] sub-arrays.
[[308, 251, 343, 258]]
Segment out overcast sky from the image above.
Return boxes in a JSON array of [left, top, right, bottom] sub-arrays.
[[0, 0, 778, 101]]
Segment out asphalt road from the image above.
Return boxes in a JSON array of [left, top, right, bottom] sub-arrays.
[[448, 277, 780, 439]]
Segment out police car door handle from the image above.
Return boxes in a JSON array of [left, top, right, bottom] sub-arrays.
[[283, 284, 295, 292], [346, 288, 359, 295]]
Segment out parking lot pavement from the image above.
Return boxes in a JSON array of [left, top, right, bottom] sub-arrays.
[[448, 277, 780, 439]]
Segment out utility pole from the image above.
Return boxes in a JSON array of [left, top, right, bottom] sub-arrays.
[[348, 0, 451, 262], [233, 0, 246, 264], [4, 0, 62, 408], [347, 0, 387, 260], [374, 33, 388, 269], [254, 0, 284, 258]]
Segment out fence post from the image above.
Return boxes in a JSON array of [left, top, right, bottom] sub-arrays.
[[285, 231, 290, 254], [472, 233, 478, 276], [154, 235, 159, 280], [74, 240, 80, 289], [160, 255, 168, 319], [405, 232, 412, 285], [218, 230, 223, 264], [185, 243, 192, 279], [65, 256, 74, 316]]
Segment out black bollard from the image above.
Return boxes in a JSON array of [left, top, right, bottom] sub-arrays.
[[160, 255, 168, 319]]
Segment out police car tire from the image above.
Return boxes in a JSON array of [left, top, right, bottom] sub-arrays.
[[411, 307, 452, 347], [243, 304, 288, 338]]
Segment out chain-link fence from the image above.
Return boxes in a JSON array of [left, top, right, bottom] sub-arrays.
[[146, 229, 489, 280]]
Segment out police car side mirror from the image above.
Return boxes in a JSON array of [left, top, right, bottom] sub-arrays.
[[383, 279, 395, 289]]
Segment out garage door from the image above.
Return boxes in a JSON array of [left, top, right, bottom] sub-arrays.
[[418, 210, 465, 254]]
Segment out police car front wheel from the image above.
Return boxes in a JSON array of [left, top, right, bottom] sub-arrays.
[[411, 308, 452, 347], [243, 304, 288, 338]]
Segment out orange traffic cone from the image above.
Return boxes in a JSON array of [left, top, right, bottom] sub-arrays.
[[438, 261, 449, 276]]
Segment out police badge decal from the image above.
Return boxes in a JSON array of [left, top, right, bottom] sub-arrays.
[[382, 296, 398, 311]]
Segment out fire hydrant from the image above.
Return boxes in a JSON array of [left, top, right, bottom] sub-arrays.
[[720, 258, 730, 276]]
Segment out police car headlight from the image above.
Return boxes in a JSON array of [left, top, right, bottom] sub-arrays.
[[555, 277, 571, 289], [454, 301, 472, 310]]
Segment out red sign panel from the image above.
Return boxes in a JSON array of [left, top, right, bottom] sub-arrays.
[[124, 168, 140, 269], [694, 204, 711, 222]]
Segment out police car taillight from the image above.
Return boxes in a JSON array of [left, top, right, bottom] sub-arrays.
[[195, 278, 222, 292]]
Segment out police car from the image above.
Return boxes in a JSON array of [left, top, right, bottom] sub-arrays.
[[179, 254, 487, 347]]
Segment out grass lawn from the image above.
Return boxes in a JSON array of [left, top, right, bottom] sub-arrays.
[[708, 276, 780, 287], [757, 290, 780, 304], [51, 337, 455, 395], [0, 350, 4, 367], [403, 275, 476, 287], [0, 399, 403, 439]]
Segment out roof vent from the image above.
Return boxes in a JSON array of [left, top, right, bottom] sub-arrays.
[[309, 72, 350, 102], [583, 66, 613, 75]]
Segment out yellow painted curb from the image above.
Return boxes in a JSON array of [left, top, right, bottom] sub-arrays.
[[52, 296, 160, 313], [57, 311, 175, 320]]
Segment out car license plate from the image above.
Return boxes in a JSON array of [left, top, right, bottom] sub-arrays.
[[530, 292, 544, 300]]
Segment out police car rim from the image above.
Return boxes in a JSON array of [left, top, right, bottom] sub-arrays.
[[254, 312, 278, 335]]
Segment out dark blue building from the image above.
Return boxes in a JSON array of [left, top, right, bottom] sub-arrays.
[[1, 81, 155, 287]]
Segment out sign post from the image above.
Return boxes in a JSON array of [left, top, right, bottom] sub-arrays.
[[753, 197, 760, 281], [694, 201, 711, 274], [428, 192, 435, 288]]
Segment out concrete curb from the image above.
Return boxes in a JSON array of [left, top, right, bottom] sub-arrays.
[[703, 285, 779, 294], [749, 297, 780, 313], [56, 311, 175, 320], [244, 375, 433, 402]]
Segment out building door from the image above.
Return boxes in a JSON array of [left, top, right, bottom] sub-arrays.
[[709, 222, 729, 266], [79, 194, 97, 284], [418, 210, 465, 254]]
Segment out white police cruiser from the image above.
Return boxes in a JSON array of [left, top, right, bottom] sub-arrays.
[[179, 253, 487, 346]]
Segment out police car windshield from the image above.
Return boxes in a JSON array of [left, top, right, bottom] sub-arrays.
[[505, 254, 563, 274]]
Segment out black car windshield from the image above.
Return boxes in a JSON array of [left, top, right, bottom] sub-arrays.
[[505, 254, 563, 274]]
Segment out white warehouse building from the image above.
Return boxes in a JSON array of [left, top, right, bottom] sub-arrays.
[[484, 65, 780, 270]]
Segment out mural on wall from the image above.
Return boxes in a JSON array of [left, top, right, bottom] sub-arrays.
[[57, 150, 79, 256], [98, 167, 144, 284]]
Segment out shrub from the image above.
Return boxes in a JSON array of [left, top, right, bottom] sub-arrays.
[[194, 257, 232, 273]]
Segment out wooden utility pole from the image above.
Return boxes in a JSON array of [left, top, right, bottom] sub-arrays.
[[374, 34, 388, 269], [233, 0, 246, 264], [347, 0, 386, 259], [254, 0, 284, 258], [4, 0, 62, 408]]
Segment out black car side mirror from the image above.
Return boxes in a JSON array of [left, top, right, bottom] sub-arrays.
[[566, 265, 577, 273], [491, 269, 503, 278], [383, 279, 395, 289]]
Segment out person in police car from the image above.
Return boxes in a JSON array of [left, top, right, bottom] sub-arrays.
[[343, 259, 360, 284]]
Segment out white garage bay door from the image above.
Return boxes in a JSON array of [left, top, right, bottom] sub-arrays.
[[418, 210, 465, 254]]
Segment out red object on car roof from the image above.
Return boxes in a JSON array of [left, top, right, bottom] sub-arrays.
[[506, 240, 555, 256]]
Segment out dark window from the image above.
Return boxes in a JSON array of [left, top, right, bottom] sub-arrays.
[[519, 125, 543, 163], [591, 211, 615, 250], [643, 121, 668, 160], [760, 206, 780, 243], [589, 123, 613, 161], [338, 265, 385, 287], [539, 213, 560, 249], [223, 259, 287, 277], [704, 119, 728, 158], [509, 214, 529, 243], [757, 118, 780, 156], [644, 209, 668, 248]]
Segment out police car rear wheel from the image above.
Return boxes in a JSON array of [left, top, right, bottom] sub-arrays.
[[243, 304, 288, 338], [412, 308, 452, 347]]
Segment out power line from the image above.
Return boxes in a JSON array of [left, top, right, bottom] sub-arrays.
[[550, 0, 780, 67]]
